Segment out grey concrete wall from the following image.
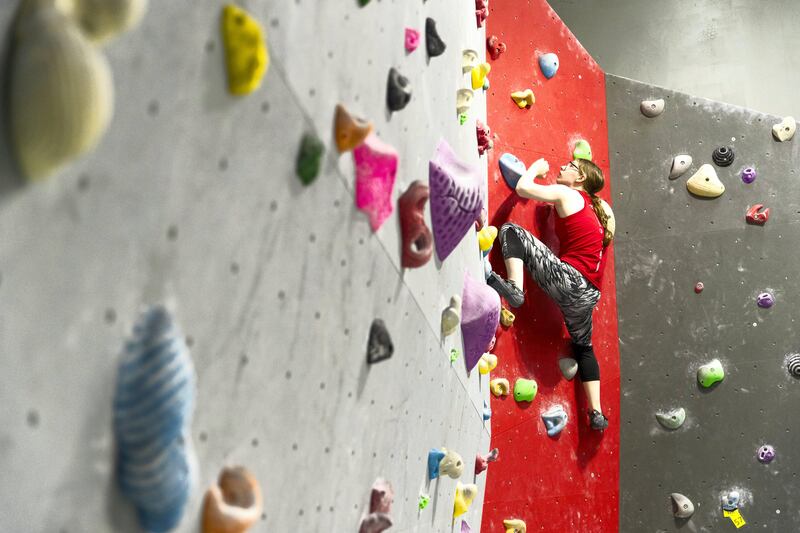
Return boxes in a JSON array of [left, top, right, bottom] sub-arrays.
[[549, 0, 800, 119], [608, 74, 800, 531], [0, 1, 494, 531]]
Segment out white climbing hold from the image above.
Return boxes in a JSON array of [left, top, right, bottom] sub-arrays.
[[772, 116, 796, 142], [686, 163, 724, 198], [441, 295, 462, 337], [640, 98, 665, 118], [670, 493, 695, 518], [462, 49, 479, 73], [669, 155, 692, 179]]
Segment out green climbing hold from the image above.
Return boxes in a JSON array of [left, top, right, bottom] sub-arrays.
[[418, 493, 430, 510], [513, 378, 538, 402], [697, 359, 724, 388], [450, 348, 460, 363], [573, 139, 592, 161], [296, 132, 324, 185], [459, 113, 468, 125], [358, 0, 371, 6]]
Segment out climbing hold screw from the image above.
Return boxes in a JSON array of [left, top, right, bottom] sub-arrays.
[[757, 444, 775, 464], [697, 359, 724, 388], [757, 292, 774, 308], [712, 146, 735, 167], [741, 167, 757, 184]]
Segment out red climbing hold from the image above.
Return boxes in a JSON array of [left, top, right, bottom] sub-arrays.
[[745, 203, 770, 225], [398, 181, 433, 268], [486, 35, 506, 60], [477, 120, 492, 156], [475, 0, 489, 28], [694, 282, 704, 294]]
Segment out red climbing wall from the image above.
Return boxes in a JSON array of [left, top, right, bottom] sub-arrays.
[[481, 2, 620, 532]]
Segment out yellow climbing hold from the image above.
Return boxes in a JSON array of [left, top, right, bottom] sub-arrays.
[[222, 4, 268, 95], [478, 353, 498, 375], [490, 378, 510, 397], [504, 518, 527, 533], [453, 482, 478, 518], [510, 89, 535, 108], [471, 63, 491, 90], [478, 225, 498, 252], [500, 308, 515, 327]]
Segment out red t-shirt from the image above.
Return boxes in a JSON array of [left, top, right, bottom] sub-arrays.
[[554, 190, 607, 289]]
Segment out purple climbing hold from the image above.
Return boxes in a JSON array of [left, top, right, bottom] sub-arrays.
[[354, 134, 398, 232], [461, 270, 501, 372], [757, 444, 775, 464], [499, 152, 526, 190], [757, 292, 775, 308], [429, 138, 485, 261], [741, 167, 757, 184], [461, 520, 472, 533]]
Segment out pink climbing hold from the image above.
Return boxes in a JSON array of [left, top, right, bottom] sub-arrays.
[[477, 120, 492, 156], [461, 270, 501, 372], [405, 28, 420, 52], [475, 448, 499, 475], [475, 0, 488, 27], [429, 138, 485, 261], [359, 478, 394, 533], [354, 133, 399, 232]]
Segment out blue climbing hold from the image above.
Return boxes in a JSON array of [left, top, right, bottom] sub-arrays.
[[538, 53, 559, 79], [541, 405, 568, 437], [483, 401, 492, 421], [428, 448, 446, 479], [499, 152, 526, 190], [114, 306, 196, 533]]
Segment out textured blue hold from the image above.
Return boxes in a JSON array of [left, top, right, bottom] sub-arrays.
[[538, 53, 559, 79], [499, 153, 526, 190], [428, 448, 446, 479], [483, 401, 492, 421], [114, 306, 195, 533], [541, 405, 568, 437]]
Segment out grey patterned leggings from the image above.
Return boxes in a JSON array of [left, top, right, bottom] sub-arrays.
[[500, 223, 602, 380]]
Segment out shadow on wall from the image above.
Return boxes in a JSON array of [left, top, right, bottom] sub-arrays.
[[0, 10, 25, 200]]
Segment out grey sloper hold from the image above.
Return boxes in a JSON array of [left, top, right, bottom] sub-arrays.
[[558, 358, 578, 380], [386, 68, 411, 112], [641, 98, 665, 118], [425, 18, 446, 57], [669, 155, 692, 179], [655, 407, 686, 430], [367, 319, 393, 364], [670, 493, 695, 518]]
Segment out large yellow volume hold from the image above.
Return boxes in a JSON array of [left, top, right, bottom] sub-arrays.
[[222, 4, 268, 95]]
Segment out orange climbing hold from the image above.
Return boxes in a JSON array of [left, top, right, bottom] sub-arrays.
[[202, 466, 263, 533], [334, 104, 373, 152]]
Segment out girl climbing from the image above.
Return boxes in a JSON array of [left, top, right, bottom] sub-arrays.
[[488, 157, 615, 431]]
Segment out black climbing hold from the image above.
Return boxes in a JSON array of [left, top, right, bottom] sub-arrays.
[[425, 18, 446, 58], [712, 146, 734, 167], [787, 353, 800, 378], [386, 68, 412, 112], [367, 319, 393, 364], [296, 132, 324, 185]]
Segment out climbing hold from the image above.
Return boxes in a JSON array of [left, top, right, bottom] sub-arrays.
[[500, 153, 527, 190], [486, 35, 506, 60], [478, 226, 498, 252], [334, 104, 373, 153], [722, 490, 740, 511], [440, 449, 465, 479], [418, 493, 430, 511], [359, 478, 393, 532], [9, 0, 115, 181], [694, 282, 704, 294], [427, 449, 446, 479], [453, 483, 478, 518], [461, 520, 472, 533], [510, 89, 535, 109], [541, 405, 568, 437], [478, 353, 498, 375], [490, 378, 510, 397], [450, 348, 460, 363], [483, 78, 490, 91], [513, 378, 538, 402], [357, 0, 371, 6], [483, 401, 492, 421], [441, 295, 462, 337], [459, 113, 468, 125], [745, 204, 770, 225], [538, 53, 559, 79], [457, 89, 474, 116], [686, 164, 725, 198], [471, 63, 491, 90], [359, 513, 392, 533], [425, 18, 446, 57], [202, 466, 263, 533], [787, 353, 800, 378], [462, 49, 479, 73], [757, 445, 775, 464], [461, 270, 501, 371], [756, 292, 775, 308], [399, 181, 433, 269], [500, 308, 515, 327], [640, 98, 665, 118], [475, 0, 489, 27], [114, 306, 195, 533], [670, 493, 695, 518], [366, 319, 393, 364], [72, 0, 148, 44], [712, 146, 735, 167], [477, 120, 493, 156], [697, 359, 724, 388], [429, 138, 485, 261], [741, 167, 757, 184], [669, 155, 693, 179], [558, 358, 578, 380], [296, 132, 324, 186], [386, 67, 412, 112], [772, 116, 796, 142], [474, 448, 499, 475], [504, 518, 527, 532], [354, 134, 398, 231], [405, 28, 420, 52], [222, 4, 268, 96], [573, 139, 592, 161], [655, 407, 686, 430]]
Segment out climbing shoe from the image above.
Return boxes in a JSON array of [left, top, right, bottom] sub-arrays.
[[589, 409, 609, 431], [486, 272, 525, 308]]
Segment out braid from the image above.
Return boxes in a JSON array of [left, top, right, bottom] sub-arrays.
[[576, 159, 613, 247], [589, 194, 613, 247]]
